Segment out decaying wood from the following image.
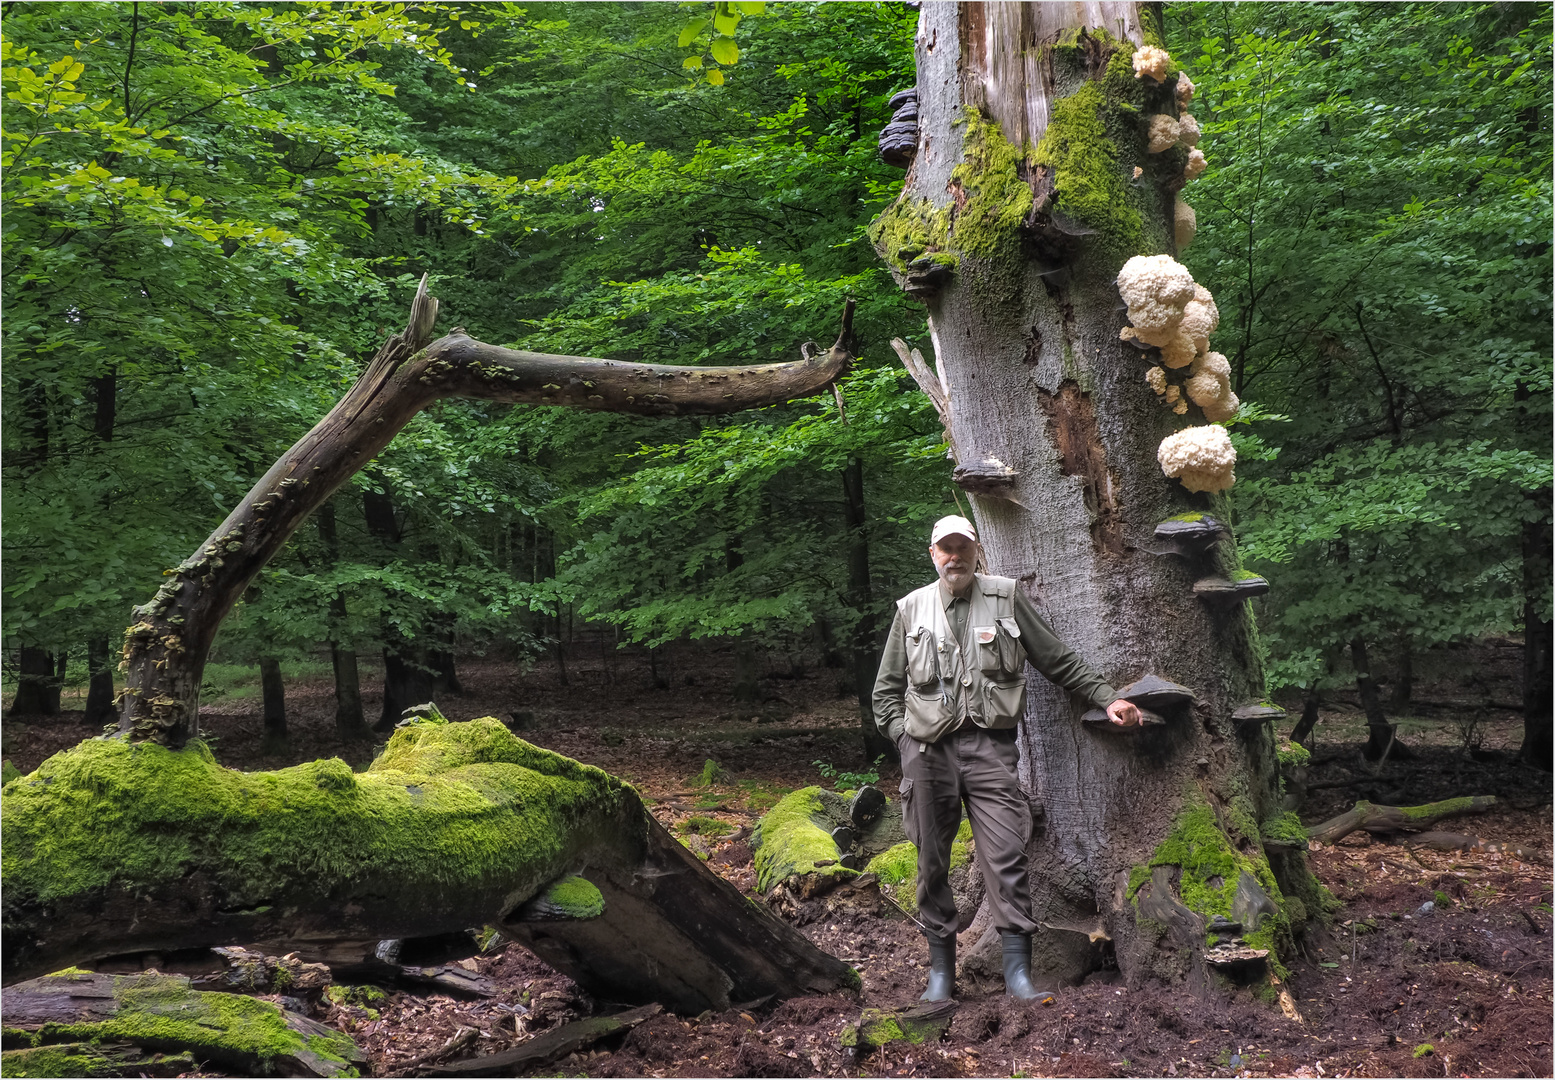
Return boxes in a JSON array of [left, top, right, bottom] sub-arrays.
[[1401, 830, 1550, 864], [388, 1025, 478, 1076], [117, 280, 856, 747], [425, 1003, 663, 1076], [839, 999, 958, 1061], [1308, 796, 1497, 844], [2, 719, 858, 1011], [1, 971, 362, 1078]]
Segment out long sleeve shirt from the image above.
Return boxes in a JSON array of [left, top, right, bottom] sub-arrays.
[[872, 579, 1119, 742]]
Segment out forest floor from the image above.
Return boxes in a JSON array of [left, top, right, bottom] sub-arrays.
[[3, 636, 1551, 1079]]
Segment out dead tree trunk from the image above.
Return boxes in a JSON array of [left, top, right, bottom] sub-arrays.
[[872, 3, 1323, 989], [2, 716, 858, 1010], [114, 279, 853, 747], [9, 648, 60, 716]]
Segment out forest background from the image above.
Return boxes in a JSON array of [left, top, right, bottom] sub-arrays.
[[3, 0, 1550, 757]]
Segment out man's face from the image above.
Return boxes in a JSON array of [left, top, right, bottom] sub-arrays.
[[930, 532, 978, 594]]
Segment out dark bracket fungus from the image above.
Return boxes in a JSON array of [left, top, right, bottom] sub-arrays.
[[902, 253, 956, 298], [1116, 674, 1197, 711], [848, 785, 887, 828], [878, 87, 920, 167], [1083, 705, 1166, 728], [1148, 515, 1229, 558], [1193, 574, 1270, 605], [952, 457, 1022, 498], [1232, 702, 1287, 728]]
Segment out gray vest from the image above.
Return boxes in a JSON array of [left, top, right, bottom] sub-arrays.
[[896, 574, 1027, 742]]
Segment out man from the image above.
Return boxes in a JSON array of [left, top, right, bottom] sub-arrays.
[[872, 514, 1139, 1002]]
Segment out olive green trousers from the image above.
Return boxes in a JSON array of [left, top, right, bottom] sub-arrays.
[[897, 724, 1039, 939]]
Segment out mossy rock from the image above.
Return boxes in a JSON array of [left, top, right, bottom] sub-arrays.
[[0, 1042, 198, 1078]]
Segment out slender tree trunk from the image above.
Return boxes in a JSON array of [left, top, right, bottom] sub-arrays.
[[1519, 506, 1553, 769], [1390, 633, 1412, 711], [875, 2, 1319, 988], [259, 657, 288, 753], [84, 639, 116, 727], [316, 501, 369, 740], [1289, 685, 1322, 749], [10, 649, 60, 716], [114, 280, 852, 747], [380, 645, 435, 728], [1352, 636, 1399, 760], [843, 457, 892, 762]]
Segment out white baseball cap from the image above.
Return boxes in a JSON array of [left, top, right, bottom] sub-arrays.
[[930, 514, 978, 546]]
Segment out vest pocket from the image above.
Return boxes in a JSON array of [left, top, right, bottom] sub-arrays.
[[982, 677, 1027, 726], [975, 618, 1024, 676], [905, 625, 940, 687]]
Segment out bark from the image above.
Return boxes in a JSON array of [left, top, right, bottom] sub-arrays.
[[1, 718, 858, 1011], [1307, 796, 1496, 845], [877, 3, 1320, 988], [379, 644, 436, 729], [114, 279, 853, 747], [10, 648, 60, 716], [84, 638, 117, 727], [842, 457, 893, 762], [1390, 634, 1412, 711]]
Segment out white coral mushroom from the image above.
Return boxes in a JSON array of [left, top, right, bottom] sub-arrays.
[[1179, 286, 1219, 353], [1201, 391, 1241, 423], [1133, 45, 1170, 82], [1117, 254, 1196, 347], [1161, 328, 1198, 370], [1176, 113, 1201, 148], [1186, 351, 1238, 421], [1173, 399, 1189, 415], [1145, 366, 1167, 395], [1164, 384, 1182, 404], [1183, 147, 1207, 182], [1174, 196, 1196, 250], [1158, 425, 1236, 493], [1175, 71, 1195, 107], [1147, 114, 1180, 154]]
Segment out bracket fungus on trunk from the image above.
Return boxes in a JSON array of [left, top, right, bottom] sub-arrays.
[[878, 87, 920, 168], [1148, 514, 1229, 558], [1194, 573, 1271, 606], [952, 456, 1022, 499], [1232, 702, 1288, 729]]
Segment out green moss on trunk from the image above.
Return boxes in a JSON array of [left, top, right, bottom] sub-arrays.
[[751, 787, 855, 893]]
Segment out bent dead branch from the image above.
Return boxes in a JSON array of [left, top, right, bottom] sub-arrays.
[[116, 280, 855, 748]]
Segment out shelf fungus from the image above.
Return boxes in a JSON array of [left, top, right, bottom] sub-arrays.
[[1148, 515, 1229, 558], [901, 253, 954, 298], [1083, 705, 1166, 728], [1193, 574, 1270, 604], [1117, 674, 1197, 711], [878, 87, 919, 168], [1232, 702, 1287, 727], [952, 456, 1020, 498], [1203, 943, 1269, 973]]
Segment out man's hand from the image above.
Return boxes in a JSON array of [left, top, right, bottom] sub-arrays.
[[1106, 698, 1141, 727]]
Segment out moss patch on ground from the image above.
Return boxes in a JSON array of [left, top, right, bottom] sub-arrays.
[[863, 819, 973, 912], [2, 718, 640, 936]]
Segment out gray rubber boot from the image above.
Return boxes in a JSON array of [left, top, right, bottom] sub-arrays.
[[920, 934, 956, 1002], [1001, 932, 1055, 1003]]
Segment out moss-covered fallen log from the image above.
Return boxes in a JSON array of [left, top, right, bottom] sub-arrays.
[[2, 718, 855, 1012], [1307, 796, 1496, 844], [0, 971, 360, 1078]]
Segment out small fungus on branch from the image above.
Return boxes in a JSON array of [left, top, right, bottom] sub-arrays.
[[1184, 147, 1208, 181], [1174, 196, 1196, 249], [1175, 71, 1196, 106]]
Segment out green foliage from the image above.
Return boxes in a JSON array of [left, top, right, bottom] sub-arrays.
[[676, 815, 735, 838], [1173, 3, 1552, 694], [811, 755, 883, 790]]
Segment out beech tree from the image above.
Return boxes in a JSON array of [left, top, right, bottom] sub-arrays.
[[869, 2, 1325, 992]]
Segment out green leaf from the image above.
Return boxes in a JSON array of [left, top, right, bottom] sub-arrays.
[[709, 35, 739, 66], [682, 54, 704, 70], [705, 67, 725, 86], [676, 16, 709, 47]]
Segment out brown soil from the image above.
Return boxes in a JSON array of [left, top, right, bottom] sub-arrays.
[[4, 636, 1551, 1078]]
